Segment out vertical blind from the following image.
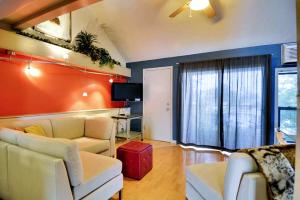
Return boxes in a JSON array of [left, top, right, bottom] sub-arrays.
[[179, 56, 269, 150]]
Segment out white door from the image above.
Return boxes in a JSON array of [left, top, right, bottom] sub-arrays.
[[143, 66, 173, 142]]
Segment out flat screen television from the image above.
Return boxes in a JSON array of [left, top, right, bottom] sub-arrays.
[[111, 83, 143, 101]]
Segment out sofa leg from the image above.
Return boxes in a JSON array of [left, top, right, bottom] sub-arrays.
[[119, 189, 123, 200]]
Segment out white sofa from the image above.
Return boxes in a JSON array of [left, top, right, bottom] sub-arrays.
[[0, 116, 116, 157], [186, 153, 268, 200], [0, 128, 123, 200]]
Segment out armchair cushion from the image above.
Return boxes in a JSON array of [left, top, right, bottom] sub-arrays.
[[73, 151, 122, 200], [17, 133, 83, 187], [73, 137, 110, 154], [85, 117, 114, 140], [186, 162, 226, 200]]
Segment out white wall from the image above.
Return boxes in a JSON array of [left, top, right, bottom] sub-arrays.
[[83, 0, 297, 62], [71, 7, 126, 66]]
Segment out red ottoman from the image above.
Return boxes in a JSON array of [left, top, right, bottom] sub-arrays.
[[117, 141, 153, 180]]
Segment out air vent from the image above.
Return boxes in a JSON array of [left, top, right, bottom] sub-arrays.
[[281, 43, 297, 65]]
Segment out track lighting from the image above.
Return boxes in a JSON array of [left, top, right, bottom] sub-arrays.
[[63, 53, 69, 60], [189, 0, 209, 11], [82, 66, 88, 97], [82, 92, 88, 97], [25, 61, 41, 77], [109, 76, 114, 83]]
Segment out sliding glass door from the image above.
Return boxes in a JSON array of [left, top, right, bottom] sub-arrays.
[[179, 56, 269, 150], [181, 61, 222, 147], [222, 57, 266, 149]]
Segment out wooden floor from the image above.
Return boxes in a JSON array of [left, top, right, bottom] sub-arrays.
[[112, 139, 227, 200]]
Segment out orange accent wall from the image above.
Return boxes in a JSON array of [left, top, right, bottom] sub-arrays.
[[0, 53, 126, 116]]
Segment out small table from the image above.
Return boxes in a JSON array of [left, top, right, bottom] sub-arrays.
[[276, 132, 287, 145], [117, 141, 153, 180], [276, 131, 296, 144], [111, 114, 143, 141]]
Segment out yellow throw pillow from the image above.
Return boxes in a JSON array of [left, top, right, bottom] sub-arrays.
[[24, 125, 46, 137]]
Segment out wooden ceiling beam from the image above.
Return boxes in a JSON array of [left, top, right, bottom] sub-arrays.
[[13, 0, 102, 30]]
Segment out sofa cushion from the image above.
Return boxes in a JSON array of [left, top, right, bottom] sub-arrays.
[[17, 133, 83, 187], [51, 117, 85, 139], [0, 128, 24, 145], [0, 141, 9, 200], [73, 151, 122, 200], [85, 117, 114, 140], [73, 137, 110, 154], [224, 153, 258, 200], [186, 162, 227, 200], [186, 181, 205, 200], [1, 119, 53, 137]]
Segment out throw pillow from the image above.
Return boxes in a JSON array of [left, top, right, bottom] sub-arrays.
[[24, 125, 46, 137]]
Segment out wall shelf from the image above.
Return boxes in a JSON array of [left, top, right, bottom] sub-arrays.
[[0, 29, 131, 77]]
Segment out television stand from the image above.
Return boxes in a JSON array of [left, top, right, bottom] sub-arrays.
[[111, 114, 143, 141]]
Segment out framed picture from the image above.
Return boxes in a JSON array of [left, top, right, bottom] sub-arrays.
[[34, 13, 71, 42]]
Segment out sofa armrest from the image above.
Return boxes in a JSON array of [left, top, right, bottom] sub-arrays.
[[85, 117, 116, 157], [237, 173, 268, 200], [8, 145, 73, 200]]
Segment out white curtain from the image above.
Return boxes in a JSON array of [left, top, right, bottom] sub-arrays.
[[181, 60, 222, 147], [179, 56, 268, 150], [222, 57, 267, 149]]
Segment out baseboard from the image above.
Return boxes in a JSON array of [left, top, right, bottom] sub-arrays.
[[170, 140, 177, 144]]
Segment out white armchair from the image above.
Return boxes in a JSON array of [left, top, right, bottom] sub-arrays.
[[186, 153, 268, 200]]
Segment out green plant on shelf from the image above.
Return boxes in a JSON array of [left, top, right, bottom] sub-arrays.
[[16, 29, 121, 69], [73, 31, 120, 68]]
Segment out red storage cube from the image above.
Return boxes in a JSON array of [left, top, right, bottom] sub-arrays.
[[117, 141, 153, 180]]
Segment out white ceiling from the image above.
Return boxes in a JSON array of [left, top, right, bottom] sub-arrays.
[[79, 0, 296, 63]]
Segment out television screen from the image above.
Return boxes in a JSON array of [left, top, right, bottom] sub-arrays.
[[111, 83, 143, 101]]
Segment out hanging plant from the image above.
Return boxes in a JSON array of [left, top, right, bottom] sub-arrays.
[[73, 31, 121, 68]]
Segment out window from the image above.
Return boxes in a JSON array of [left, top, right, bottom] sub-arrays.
[[276, 68, 297, 138]]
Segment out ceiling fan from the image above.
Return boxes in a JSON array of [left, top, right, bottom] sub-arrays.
[[169, 0, 216, 18]]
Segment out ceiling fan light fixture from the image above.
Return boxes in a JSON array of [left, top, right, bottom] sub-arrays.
[[189, 0, 209, 11]]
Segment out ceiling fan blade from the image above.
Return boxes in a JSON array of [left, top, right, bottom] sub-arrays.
[[202, 3, 216, 18], [169, 3, 189, 18]]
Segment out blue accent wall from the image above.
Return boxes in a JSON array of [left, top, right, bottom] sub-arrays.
[[127, 44, 285, 144]]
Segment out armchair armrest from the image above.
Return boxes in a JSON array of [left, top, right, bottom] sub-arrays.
[[237, 173, 268, 200], [224, 153, 258, 200]]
